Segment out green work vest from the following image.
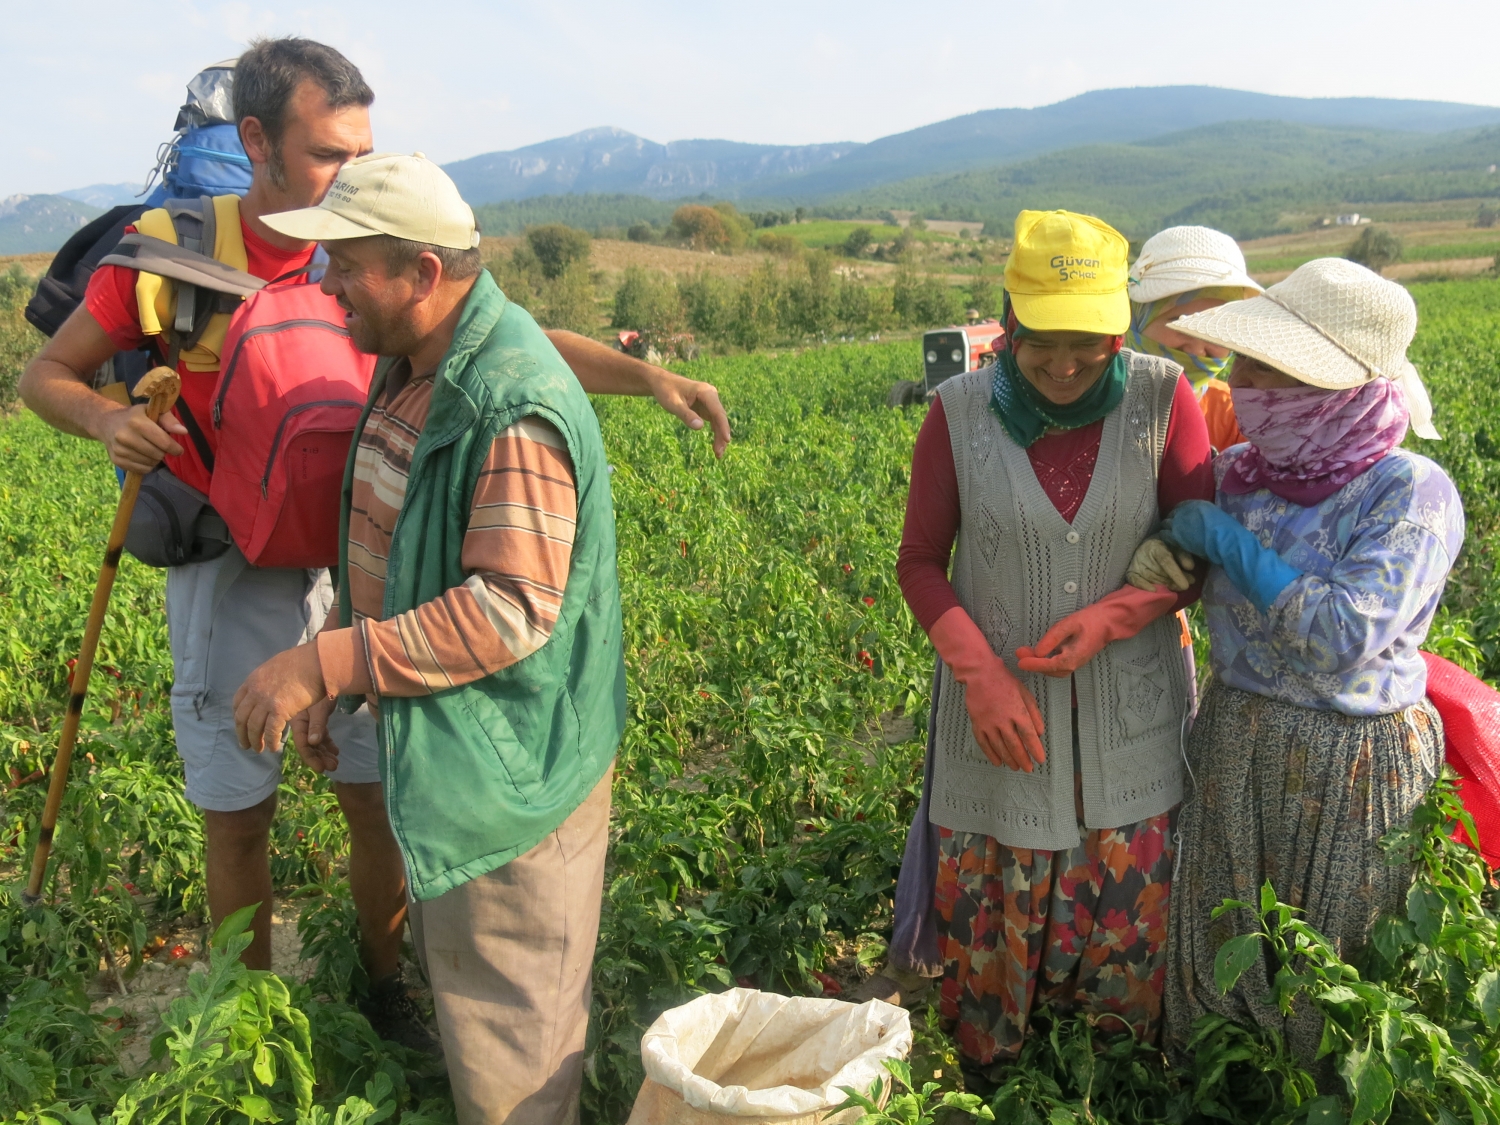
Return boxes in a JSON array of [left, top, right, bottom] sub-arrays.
[[336, 270, 626, 901]]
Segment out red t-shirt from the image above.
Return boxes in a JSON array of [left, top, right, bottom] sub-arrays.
[[896, 374, 1215, 633], [85, 220, 315, 494]]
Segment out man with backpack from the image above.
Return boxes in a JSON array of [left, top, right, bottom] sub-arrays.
[[18, 36, 727, 1051], [233, 148, 623, 1125]]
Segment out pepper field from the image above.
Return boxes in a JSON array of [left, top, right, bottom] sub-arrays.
[[1, 278, 1499, 1124]]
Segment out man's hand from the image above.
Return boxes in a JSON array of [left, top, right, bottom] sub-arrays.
[[233, 644, 327, 755], [92, 403, 189, 474], [542, 329, 732, 458], [646, 369, 731, 459], [291, 697, 342, 773], [19, 304, 188, 471]]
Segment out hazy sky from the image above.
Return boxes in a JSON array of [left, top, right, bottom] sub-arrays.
[[5, 0, 1499, 198]]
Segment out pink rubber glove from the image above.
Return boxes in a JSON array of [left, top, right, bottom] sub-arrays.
[[929, 607, 1047, 773], [1015, 585, 1177, 678]]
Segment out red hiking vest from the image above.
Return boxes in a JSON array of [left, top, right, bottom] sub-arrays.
[[98, 196, 375, 570]]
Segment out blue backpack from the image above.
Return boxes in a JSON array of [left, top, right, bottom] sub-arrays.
[[143, 63, 252, 204], [28, 62, 252, 342]]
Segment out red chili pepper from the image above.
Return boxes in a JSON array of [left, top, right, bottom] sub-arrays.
[[858, 650, 874, 669], [812, 970, 843, 996], [168, 944, 190, 960], [862, 596, 875, 606], [680, 540, 688, 558], [842, 563, 853, 574], [736, 975, 758, 989]]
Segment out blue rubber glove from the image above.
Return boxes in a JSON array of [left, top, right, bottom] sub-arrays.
[[1159, 500, 1302, 615]]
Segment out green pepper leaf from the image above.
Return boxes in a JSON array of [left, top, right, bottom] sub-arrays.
[[1213, 933, 1262, 993]]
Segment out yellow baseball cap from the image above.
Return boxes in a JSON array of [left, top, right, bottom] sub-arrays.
[[1004, 210, 1130, 335], [261, 152, 480, 250]]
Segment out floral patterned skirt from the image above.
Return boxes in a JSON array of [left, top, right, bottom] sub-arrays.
[[932, 806, 1176, 1076], [1163, 681, 1441, 1068]]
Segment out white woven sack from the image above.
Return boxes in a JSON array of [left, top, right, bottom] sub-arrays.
[[626, 988, 911, 1125]]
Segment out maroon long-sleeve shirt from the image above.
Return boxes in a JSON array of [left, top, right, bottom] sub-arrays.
[[897, 374, 1215, 633]]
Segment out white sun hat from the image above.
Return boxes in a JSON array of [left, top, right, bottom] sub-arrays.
[[1172, 257, 1439, 439], [1127, 225, 1263, 304]]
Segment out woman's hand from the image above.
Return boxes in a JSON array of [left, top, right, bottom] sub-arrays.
[[1160, 500, 1301, 614], [1016, 585, 1178, 677], [1127, 537, 1196, 593], [927, 607, 1046, 772], [963, 657, 1048, 772]]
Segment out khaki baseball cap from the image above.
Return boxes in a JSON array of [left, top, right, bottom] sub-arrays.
[[1004, 209, 1130, 335], [261, 151, 480, 250]]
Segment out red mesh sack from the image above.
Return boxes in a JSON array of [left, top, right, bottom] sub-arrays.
[[1422, 651, 1500, 867]]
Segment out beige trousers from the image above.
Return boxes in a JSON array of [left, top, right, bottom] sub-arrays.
[[408, 768, 613, 1125]]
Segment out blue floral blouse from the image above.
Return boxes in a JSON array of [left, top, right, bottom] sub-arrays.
[[1203, 447, 1466, 716]]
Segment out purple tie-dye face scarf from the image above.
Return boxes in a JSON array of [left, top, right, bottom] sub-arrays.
[[1222, 378, 1409, 505]]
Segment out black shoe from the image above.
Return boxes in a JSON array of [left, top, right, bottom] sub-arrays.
[[358, 972, 441, 1057]]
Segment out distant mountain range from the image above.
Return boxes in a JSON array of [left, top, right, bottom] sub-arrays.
[[0, 194, 102, 256], [445, 87, 1500, 206], [443, 127, 860, 204], [8, 85, 1500, 255], [58, 183, 146, 210]]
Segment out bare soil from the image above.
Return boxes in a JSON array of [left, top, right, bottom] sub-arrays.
[[85, 894, 311, 1075]]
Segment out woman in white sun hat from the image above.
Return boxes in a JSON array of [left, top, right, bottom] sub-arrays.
[[1138, 257, 1463, 1069], [1127, 226, 1262, 453]]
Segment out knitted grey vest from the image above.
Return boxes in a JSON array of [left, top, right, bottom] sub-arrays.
[[930, 353, 1189, 850]]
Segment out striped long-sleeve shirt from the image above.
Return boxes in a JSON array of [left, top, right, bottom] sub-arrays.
[[316, 360, 577, 697]]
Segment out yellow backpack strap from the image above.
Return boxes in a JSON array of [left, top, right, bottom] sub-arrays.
[[212, 195, 248, 272], [132, 207, 177, 338], [130, 195, 251, 372]]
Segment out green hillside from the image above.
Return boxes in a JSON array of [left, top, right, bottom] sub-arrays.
[[811, 121, 1500, 239], [473, 194, 677, 236], [1169, 126, 1500, 234]]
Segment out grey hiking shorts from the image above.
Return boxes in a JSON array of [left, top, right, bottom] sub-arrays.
[[164, 545, 380, 812]]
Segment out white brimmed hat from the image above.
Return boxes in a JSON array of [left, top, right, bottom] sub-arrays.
[[1172, 257, 1439, 439], [1127, 225, 1262, 304], [261, 151, 480, 250]]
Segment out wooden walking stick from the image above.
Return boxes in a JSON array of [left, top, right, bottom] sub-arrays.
[[23, 366, 181, 906]]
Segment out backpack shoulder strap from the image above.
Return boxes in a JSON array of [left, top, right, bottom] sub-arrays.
[[101, 195, 257, 375], [99, 234, 264, 297]]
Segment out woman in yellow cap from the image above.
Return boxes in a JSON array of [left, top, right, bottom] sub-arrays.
[[1126, 225, 1263, 453], [894, 209, 1215, 1088]]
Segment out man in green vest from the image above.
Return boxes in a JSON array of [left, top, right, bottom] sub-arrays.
[[231, 151, 626, 1125]]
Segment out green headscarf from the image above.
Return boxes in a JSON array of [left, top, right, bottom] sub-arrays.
[[1125, 285, 1248, 386], [989, 294, 1128, 448]]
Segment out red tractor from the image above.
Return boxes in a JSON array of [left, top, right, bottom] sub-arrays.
[[887, 316, 1004, 407]]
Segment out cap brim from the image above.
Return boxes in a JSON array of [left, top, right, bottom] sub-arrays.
[[1172, 296, 1368, 390], [260, 206, 383, 243], [1010, 290, 1130, 336]]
